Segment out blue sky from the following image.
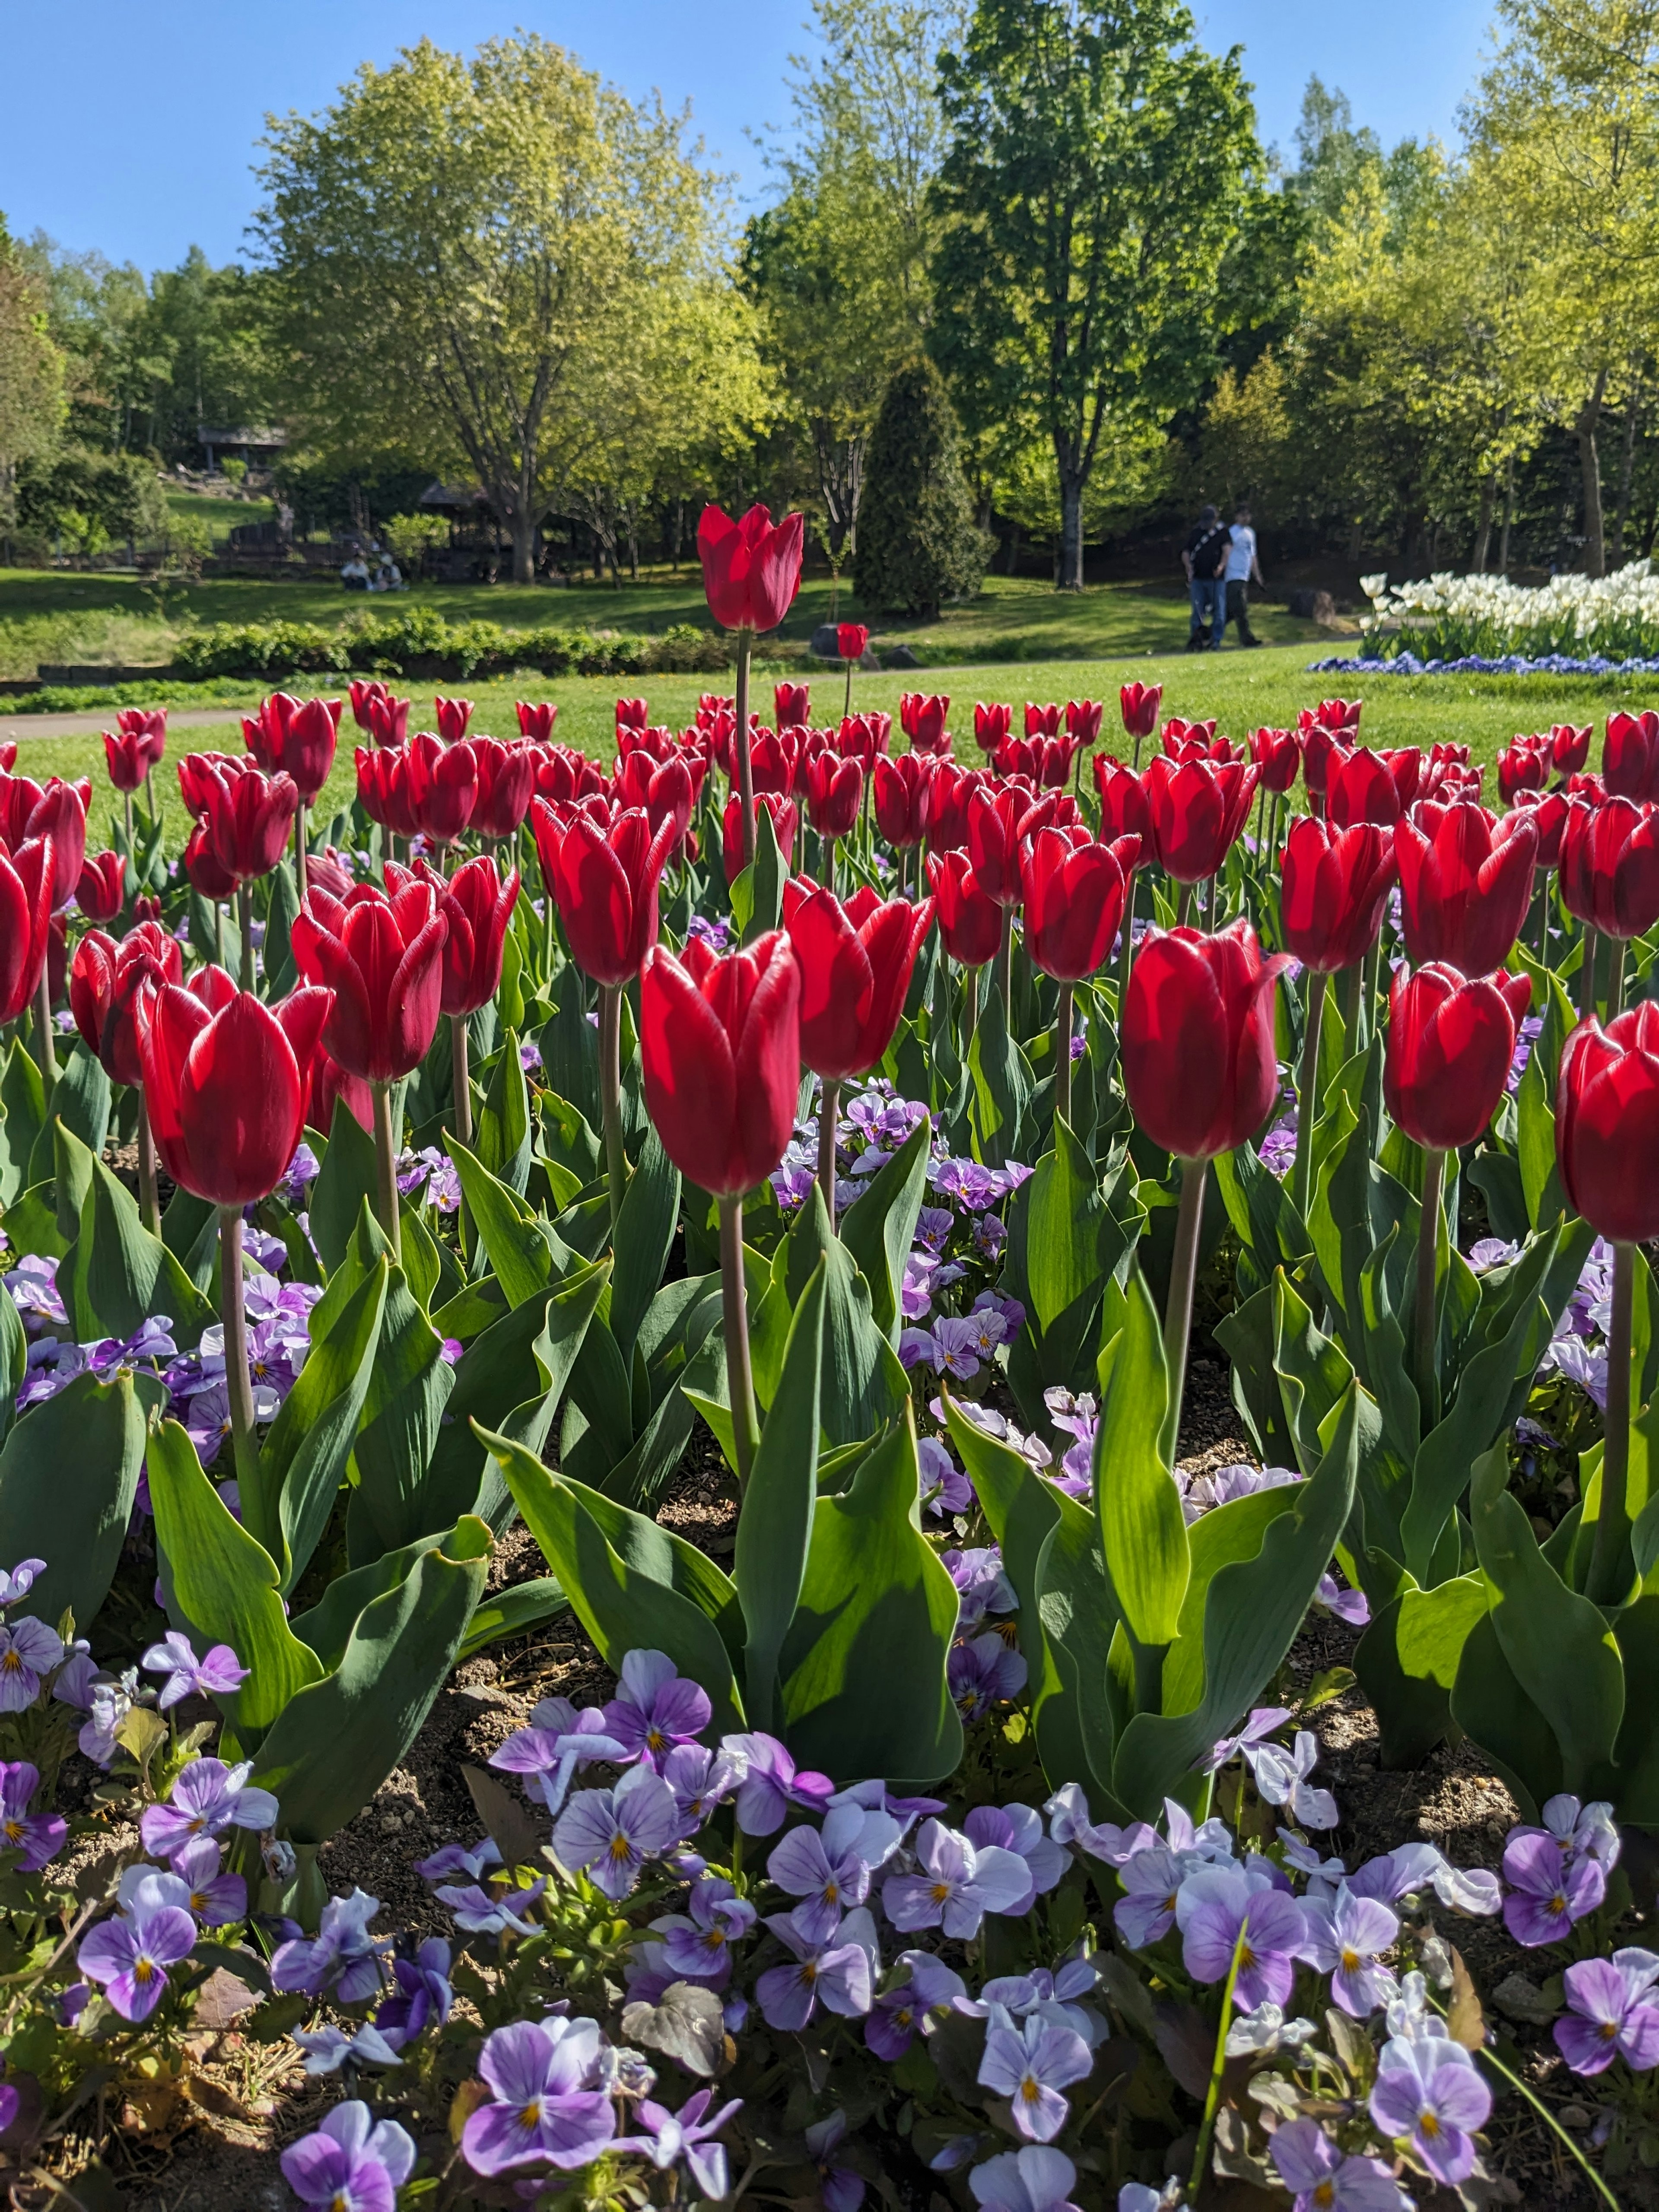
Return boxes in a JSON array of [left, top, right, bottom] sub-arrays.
[[1, 0, 1494, 272]]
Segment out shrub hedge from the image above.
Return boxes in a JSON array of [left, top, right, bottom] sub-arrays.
[[168, 607, 731, 682]]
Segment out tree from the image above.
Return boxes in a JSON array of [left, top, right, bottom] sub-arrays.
[[931, 0, 1262, 589], [855, 356, 987, 612], [254, 35, 765, 583], [744, 0, 968, 560], [0, 221, 64, 529]]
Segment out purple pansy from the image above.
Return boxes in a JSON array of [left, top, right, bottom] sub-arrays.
[[766, 1801, 901, 1944], [969, 2146, 1084, 2212], [461, 2016, 615, 2175], [1368, 2034, 1491, 2185], [661, 1739, 748, 1830], [375, 1938, 454, 2049], [1242, 1729, 1338, 1830], [964, 1803, 1065, 1907], [435, 1876, 547, 1935], [944, 1547, 1017, 1630], [949, 1632, 1027, 1719], [1113, 1846, 1188, 1949], [271, 1888, 389, 2002], [977, 2009, 1093, 2143], [489, 1706, 628, 1818], [865, 1950, 968, 2060], [615, 2086, 743, 2198], [601, 1648, 713, 1766], [754, 1906, 877, 2031], [0, 1559, 47, 1608], [805, 2110, 866, 2212], [0, 1615, 63, 1710], [415, 1837, 502, 1883], [140, 1630, 249, 1710], [1270, 2119, 1406, 2212], [1501, 1829, 1606, 1946], [1554, 1951, 1659, 2075], [553, 1763, 682, 1899], [883, 1818, 1032, 1940], [652, 1875, 758, 1986], [0, 1760, 66, 1871], [1176, 1868, 1309, 2012], [168, 1837, 247, 1927], [1298, 1885, 1400, 2016], [280, 2100, 416, 2212], [139, 1757, 279, 1859], [723, 1732, 835, 1836], [77, 1876, 197, 2021]]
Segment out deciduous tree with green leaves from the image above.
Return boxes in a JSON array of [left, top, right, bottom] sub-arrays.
[[930, 0, 1261, 590]]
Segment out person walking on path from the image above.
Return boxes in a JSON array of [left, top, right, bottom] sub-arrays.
[[1222, 503, 1266, 648], [1182, 504, 1230, 651]]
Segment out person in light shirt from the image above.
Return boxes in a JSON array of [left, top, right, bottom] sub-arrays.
[[1221, 502, 1265, 648]]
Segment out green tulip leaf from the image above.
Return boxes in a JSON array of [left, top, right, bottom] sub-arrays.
[[610, 1125, 680, 1373], [263, 1253, 389, 1589], [839, 1114, 931, 1347], [737, 1259, 827, 1734], [1093, 1267, 1189, 1648], [0, 1369, 146, 1635], [63, 1153, 216, 1351]]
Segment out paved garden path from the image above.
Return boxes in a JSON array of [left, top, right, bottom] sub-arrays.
[[0, 706, 237, 744]]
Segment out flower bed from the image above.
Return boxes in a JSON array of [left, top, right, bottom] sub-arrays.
[[1, 607, 1659, 2208]]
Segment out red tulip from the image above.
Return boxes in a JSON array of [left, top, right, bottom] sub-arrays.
[[25, 780, 88, 909], [783, 879, 934, 1081], [747, 729, 799, 797], [1249, 727, 1301, 794], [308, 1038, 374, 1138], [1279, 818, 1396, 972], [1560, 796, 1659, 939], [805, 752, 864, 840], [182, 822, 237, 901], [1118, 682, 1163, 741], [0, 838, 55, 1023], [1299, 724, 1349, 802], [366, 693, 410, 749], [1300, 698, 1363, 737], [135, 973, 333, 1205], [1143, 754, 1259, 883], [873, 753, 933, 848], [469, 737, 535, 840], [1162, 716, 1220, 756], [242, 693, 298, 772], [1497, 737, 1549, 805], [70, 920, 181, 1084], [274, 698, 339, 803], [114, 707, 166, 769], [291, 879, 449, 1084], [1604, 710, 1659, 802], [0, 772, 42, 851], [1395, 801, 1536, 976], [177, 750, 240, 819], [75, 851, 126, 923], [0, 742, 13, 773], [533, 801, 676, 988], [927, 852, 1004, 966], [1557, 1003, 1659, 1243], [1551, 723, 1592, 776], [531, 744, 606, 806], [1093, 755, 1153, 841], [615, 698, 650, 734], [435, 695, 473, 743], [306, 847, 357, 903], [967, 781, 1048, 906], [405, 733, 478, 844], [1065, 698, 1104, 745], [639, 931, 801, 1198], [517, 701, 559, 743], [1325, 746, 1406, 829], [697, 503, 805, 633], [837, 623, 869, 662], [349, 679, 390, 731], [410, 852, 521, 1017], [901, 693, 950, 753], [1385, 963, 1532, 1153], [1124, 919, 1290, 1160], [1024, 702, 1060, 738], [774, 682, 811, 731], [993, 734, 1077, 788], [838, 713, 889, 770], [204, 763, 299, 886], [355, 746, 418, 840], [721, 793, 796, 882], [973, 702, 1012, 755], [1510, 787, 1570, 869], [1021, 828, 1140, 981], [103, 727, 152, 792], [924, 762, 982, 854]]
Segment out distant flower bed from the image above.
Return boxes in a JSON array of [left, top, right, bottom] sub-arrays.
[[1309, 650, 1659, 677], [1357, 559, 1659, 664]]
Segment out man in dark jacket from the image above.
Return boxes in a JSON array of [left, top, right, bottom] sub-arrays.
[[1182, 505, 1230, 650]]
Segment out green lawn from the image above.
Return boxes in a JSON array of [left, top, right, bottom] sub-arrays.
[[162, 490, 275, 536], [10, 643, 1647, 845]]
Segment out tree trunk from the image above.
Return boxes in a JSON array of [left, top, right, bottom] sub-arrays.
[[1004, 523, 1021, 576], [1579, 369, 1609, 577], [507, 505, 537, 585], [1472, 479, 1496, 573], [1614, 388, 1641, 569], [1499, 463, 1515, 575], [1058, 470, 1084, 592]]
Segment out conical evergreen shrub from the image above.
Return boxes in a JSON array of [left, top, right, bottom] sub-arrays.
[[855, 357, 988, 618]]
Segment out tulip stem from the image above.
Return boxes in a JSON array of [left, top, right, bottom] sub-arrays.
[[1159, 1155, 1208, 1471], [1055, 982, 1073, 1133], [218, 1206, 263, 1532], [995, 904, 1014, 1024], [123, 789, 134, 861], [1116, 870, 1137, 1022], [236, 883, 255, 995], [1250, 782, 1266, 875], [1535, 874, 1552, 969], [1610, 938, 1626, 1019], [214, 899, 226, 973], [1414, 1146, 1446, 1427], [451, 1014, 473, 1150], [1589, 1239, 1637, 1607], [32, 970, 55, 1107], [1292, 969, 1327, 1222], [371, 1080, 402, 1262], [718, 1195, 760, 1490], [598, 983, 626, 1232], [294, 799, 308, 902], [1580, 924, 1599, 1021], [137, 1096, 160, 1238], [1176, 881, 1192, 928], [734, 629, 756, 871], [817, 1079, 840, 1222], [843, 656, 854, 721], [965, 963, 980, 1051], [146, 766, 156, 825]]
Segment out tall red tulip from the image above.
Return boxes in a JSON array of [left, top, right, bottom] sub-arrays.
[[273, 697, 339, 804], [242, 693, 297, 772], [75, 851, 126, 924], [1325, 746, 1406, 829], [0, 838, 55, 1025], [349, 679, 390, 731], [1143, 754, 1259, 885], [1551, 723, 1592, 776], [1299, 724, 1349, 805], [873, 753, 933, 849], [24, 779, 88, 909], [1560, 796, 1659, 940], [203, 764, 299, 887], [993, 734, 1076, 788], [291, 880, 448, 1087], [1065, 698, 1103, 746], [1024, 702, 1060, 738], [1511, 787, 1570, 870], [837, 623, 869, 662], [103, 727, 152, 794], [774, 682, 811, 731], [1604, 710, 1659, 802], [973, 702, 1012, 755], [1094, 755, 1153, 841], [410, 852, 520, 1149], [1395, 801, 1536, 976], [1385, 963, 1532, 1154], [698, 504, 806, 871], [114, 706, 166, 766], [1279, 818, 1396, 973], [1119, 681, 1163, 744], [70, 921, 181, 1086], [404, 732, 478, 845], [366, 693, 410, 749], [721, 793, 796, 884], [1300, 698, 1363, 738], [901, 694, 950, 754], [533, 802, 676, 989], [1497, 737, 1549, 805], [435, 696, 473, 743], [355, 745, 419, 840], [1249, 727, 1301, 794], [783, 878, 932, 1082], [805, 752, 863, 842], [927, 852, 1003, 968], [517, 701, 559, 743], [183, 822, 237, 903], [469, 737, 535, 840], [1021, 828, 1138, 982]]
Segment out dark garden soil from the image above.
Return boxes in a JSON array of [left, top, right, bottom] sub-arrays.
[[71, 1354, 1628, 2210]]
